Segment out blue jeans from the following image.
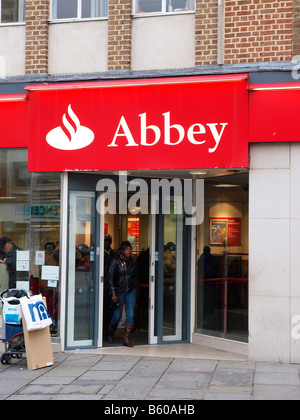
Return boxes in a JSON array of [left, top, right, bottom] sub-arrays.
[[110, 288, 136, 326]]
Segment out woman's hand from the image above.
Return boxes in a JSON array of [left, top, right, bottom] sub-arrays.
[[112, 296, 118, 303], [0, 258, 6, 264]]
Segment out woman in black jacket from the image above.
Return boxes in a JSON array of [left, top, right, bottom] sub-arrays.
[[108, 241, 138, 347]]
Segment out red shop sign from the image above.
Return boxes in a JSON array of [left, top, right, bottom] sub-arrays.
[[0, 94, 28, 148], [26, 75, 249, 172], [249, 84, 300, 143]]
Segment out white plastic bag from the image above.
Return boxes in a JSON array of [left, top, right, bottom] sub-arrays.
[[2, 298, 22, 325], [20, 294, 52, 332]]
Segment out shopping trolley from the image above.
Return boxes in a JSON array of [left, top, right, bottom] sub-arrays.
[[0, 289, 28, 365]]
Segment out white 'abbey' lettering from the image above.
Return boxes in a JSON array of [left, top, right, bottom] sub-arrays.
[[108, 112, 228, 153]]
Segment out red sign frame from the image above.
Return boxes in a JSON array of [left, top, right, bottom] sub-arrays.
[[26, 75, 249, 172]]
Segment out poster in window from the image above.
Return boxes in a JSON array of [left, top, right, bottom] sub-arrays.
[[210, 217, 241, 246], [210, 219, 227, 245]]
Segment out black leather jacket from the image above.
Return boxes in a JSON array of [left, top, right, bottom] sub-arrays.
[[108, 256, 138, 296]]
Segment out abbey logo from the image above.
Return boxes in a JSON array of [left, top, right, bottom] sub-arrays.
[[46, 104, 94, 151], [46, 105, 228, 154]]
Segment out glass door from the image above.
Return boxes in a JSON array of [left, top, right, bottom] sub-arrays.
[[150, 194, 190, 344], [66, 191, 97, 348]]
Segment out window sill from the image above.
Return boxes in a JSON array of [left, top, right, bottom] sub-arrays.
[[49, 17, 108, 24], [132, 10, 195, 18], [0, 22, 25, 27]]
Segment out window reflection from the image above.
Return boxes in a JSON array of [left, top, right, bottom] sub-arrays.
[[134, 0, 195, 14], [52, 0, 108, 19], [196, 172, 249, 342], [0, 149, 61, 337], [1, 0, 25, 23]]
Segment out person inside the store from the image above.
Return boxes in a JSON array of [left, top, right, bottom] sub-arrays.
[[108, 241, 138, 347], [0, 236, 22, 289], [103, 234, 117, 341], [164, 241, 176, 278]]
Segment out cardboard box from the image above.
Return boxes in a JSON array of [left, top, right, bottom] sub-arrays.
[[21, 297, 54, 371]]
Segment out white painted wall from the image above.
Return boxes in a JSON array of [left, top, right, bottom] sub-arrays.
[[132, 14, 195, 71], [0, 25, 25, 77], [249, 142, 300, 364], [48, 21, 108, 75]]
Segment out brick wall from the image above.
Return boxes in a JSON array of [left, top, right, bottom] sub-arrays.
[[293, 0, 300, 56], [25, 0, 49, 74], [195, 0, 218, 66], [224, 0, 293, 64], [108, 0, 132, 71]]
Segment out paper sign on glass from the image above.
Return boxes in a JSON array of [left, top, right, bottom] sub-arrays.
[[41, 265, 59, 281]]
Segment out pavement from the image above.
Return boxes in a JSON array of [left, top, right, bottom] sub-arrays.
[[0, 344, 300, 400]]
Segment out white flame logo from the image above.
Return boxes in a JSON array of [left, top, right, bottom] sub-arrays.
[[46, 105, 94, 150]]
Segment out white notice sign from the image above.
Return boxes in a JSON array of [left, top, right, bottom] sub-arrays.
[[16, 261, 29, 272], [35, 251, 45, 265], [41, 265, 59, 281]]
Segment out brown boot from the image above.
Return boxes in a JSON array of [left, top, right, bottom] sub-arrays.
[[108, 324, 117, 343], [123, 321, 134, 347]]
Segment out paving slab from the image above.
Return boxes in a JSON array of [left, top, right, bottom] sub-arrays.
[[0, 378, 31, 395], [155, 370, 211, 389], [43, 366, 89, 377], [7, 395, 54, 400], [53, 394, 103, 400], [58, 384, 103, 394], [204, 386, 252, 400], [30, 376, 75, 385], [254, 371, 300, 386], [91, 360, 138, 371], [103, 376, 159, 400], [79, 369, 127, 381], [18, 385, 63, 395], [59, 355, 102, 367], [148, 388, 205, 400], [253, 384, 300, 400], [169, 358, 217, 372], [211, 368, 253, 387]]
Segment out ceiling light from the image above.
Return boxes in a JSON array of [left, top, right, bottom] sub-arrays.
[[213, 184, 240, 188], [189, 171, 207, 175]]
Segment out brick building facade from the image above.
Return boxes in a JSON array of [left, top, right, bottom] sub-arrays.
[[13, 0, 299, 76], [2, 1, 300, 363]]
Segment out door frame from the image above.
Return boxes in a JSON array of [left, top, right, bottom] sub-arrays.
[[63, 173, 191, 349], [153, 198, 191, 345]]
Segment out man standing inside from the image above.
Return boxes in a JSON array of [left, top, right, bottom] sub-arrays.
[[0, 236, 22, 289]]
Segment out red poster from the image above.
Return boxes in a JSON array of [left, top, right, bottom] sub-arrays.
[[227, 218, 241, 246]]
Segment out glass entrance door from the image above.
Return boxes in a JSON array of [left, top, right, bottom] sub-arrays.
[[150, 196, 190, 344], [66, 191, 97, 348]]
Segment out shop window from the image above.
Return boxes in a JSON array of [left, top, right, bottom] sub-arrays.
[[133, 0, 195, 15], [1, 0, 25, 24], [0, 149, 61, 337], [51, 0, 108, 20], [195, 171, 249, 343]]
